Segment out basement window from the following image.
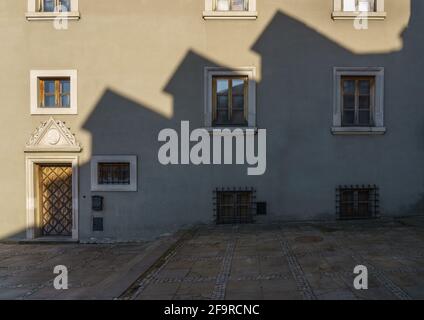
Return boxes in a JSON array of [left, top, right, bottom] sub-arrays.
[[203, 0, 257, 20], [336, 185, 379, 219], [332, 0, 386, 20], [214, 188, 256, 224]]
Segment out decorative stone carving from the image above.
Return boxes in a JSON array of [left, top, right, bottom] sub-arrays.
[[25, 117, 81, 152]]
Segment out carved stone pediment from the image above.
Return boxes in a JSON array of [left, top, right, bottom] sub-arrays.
[[25, 117, 81, 152]]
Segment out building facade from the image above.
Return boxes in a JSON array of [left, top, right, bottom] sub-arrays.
[[0, 0, 422, 242]]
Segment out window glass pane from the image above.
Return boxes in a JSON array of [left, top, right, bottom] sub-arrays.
[[231, 0, 247, 11], [217, 79, 229, 94], [232, 79, 245, 94], [231, 110, 247, 125], [343, 95, 355, 108], [358, 110, 371, 125], [216, 0, 230, 11], [61, 80, 70, 94], [343, 80, 355, 95], [44, 80, 55, 93], [358, 80, 371, 95], [217, 96, 229, 109], [359, 95, 370, 108], [42, 0, 55, 12], [232, 96, 244, 109], [98, 163, 130, 185], [44, 95, 56, 107], [59, 0, 71, 11], [61, 95, 70, 108], [343, 111, 355, 125], [215, 110, 229, 124]]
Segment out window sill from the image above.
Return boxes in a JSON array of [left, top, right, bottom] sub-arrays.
[[25, 11, 81, 21], [331, 127, 386, 135], [203, 11, 258, 20], [205, 127, 258, 135], [31, 108, 77, 115], [332, 11, 387, 20], [91, 186, 137, 192]]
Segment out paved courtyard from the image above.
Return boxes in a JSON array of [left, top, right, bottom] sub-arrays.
[[1, 217, 424, 300], [123, 217, 424, 300]]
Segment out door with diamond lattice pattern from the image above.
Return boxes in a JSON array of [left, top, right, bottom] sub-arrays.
[[39, 165, 73, 236]]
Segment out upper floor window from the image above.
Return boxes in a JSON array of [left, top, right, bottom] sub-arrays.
[[215, 0, 249, 12], [332, 67, 385, 135], [332, 0, 386, 20], [342, 0, 375, 12], [30, 70, 77, 115], [205, 67, 256, 129], [38, 0, 71, 12], [26, 0, 80, 21], [39, 78, 71, 109], [213, 76, 248, 127], [203, 0, 257, 20]]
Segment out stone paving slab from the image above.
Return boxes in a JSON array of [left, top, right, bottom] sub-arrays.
[[122, 217, 424, 300]]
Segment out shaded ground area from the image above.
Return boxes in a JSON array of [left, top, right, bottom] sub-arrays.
[[1, 217, 424, 300], [0, 234, 180, 300], [122, 217, 424, 300]]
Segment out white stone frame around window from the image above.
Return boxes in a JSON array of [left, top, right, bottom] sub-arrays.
[[332, 0, 386, 20], [332, 67, 386, 135], [26, 0, 80, 21], [30, 70, 78, 115], [204, 67, 257, 130], [203, 0, 257, 20], [91, 156, 138, 192]]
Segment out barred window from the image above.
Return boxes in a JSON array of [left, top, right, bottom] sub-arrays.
[[214, 188, 255, 224], [336, 185, 379, 219], [98, 163, 130, 185]]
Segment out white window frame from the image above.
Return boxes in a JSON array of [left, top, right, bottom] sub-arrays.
[[91, 156, 138, 192], [332, 67, 385, 135], [30, 70, 77, 115], [26, 0, 80, 21], [332, 0, 386, 20], [204, 67, 256, 130], [203, 0, 257, 20]]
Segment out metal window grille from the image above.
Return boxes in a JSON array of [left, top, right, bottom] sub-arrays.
[[213, 187, 256, 224], [336, 185, 379, 220], [98, 162, 130, 185]]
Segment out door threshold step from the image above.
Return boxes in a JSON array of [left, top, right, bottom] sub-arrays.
[[19, 237, 79, 244]]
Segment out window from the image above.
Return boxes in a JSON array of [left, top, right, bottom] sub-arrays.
[[343, 0, 375, 12], [38, 78, 71, 108], [30, 70, 77, 115], [91, 156, 138, 192], [332, 67, 385, 135], [203, 0, 257, 19], [205, 67, 256, 129], [38, 0, 71, 12], [215, 0, 248, 11], [341, 76, 374, 127], [336, 185, 379, 219], [26, 0, 80, 21], [98, 163, 131, 185], [214, 188, 255, 224], [332, 0, 386, 20], [213, 76, 248, 127]]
